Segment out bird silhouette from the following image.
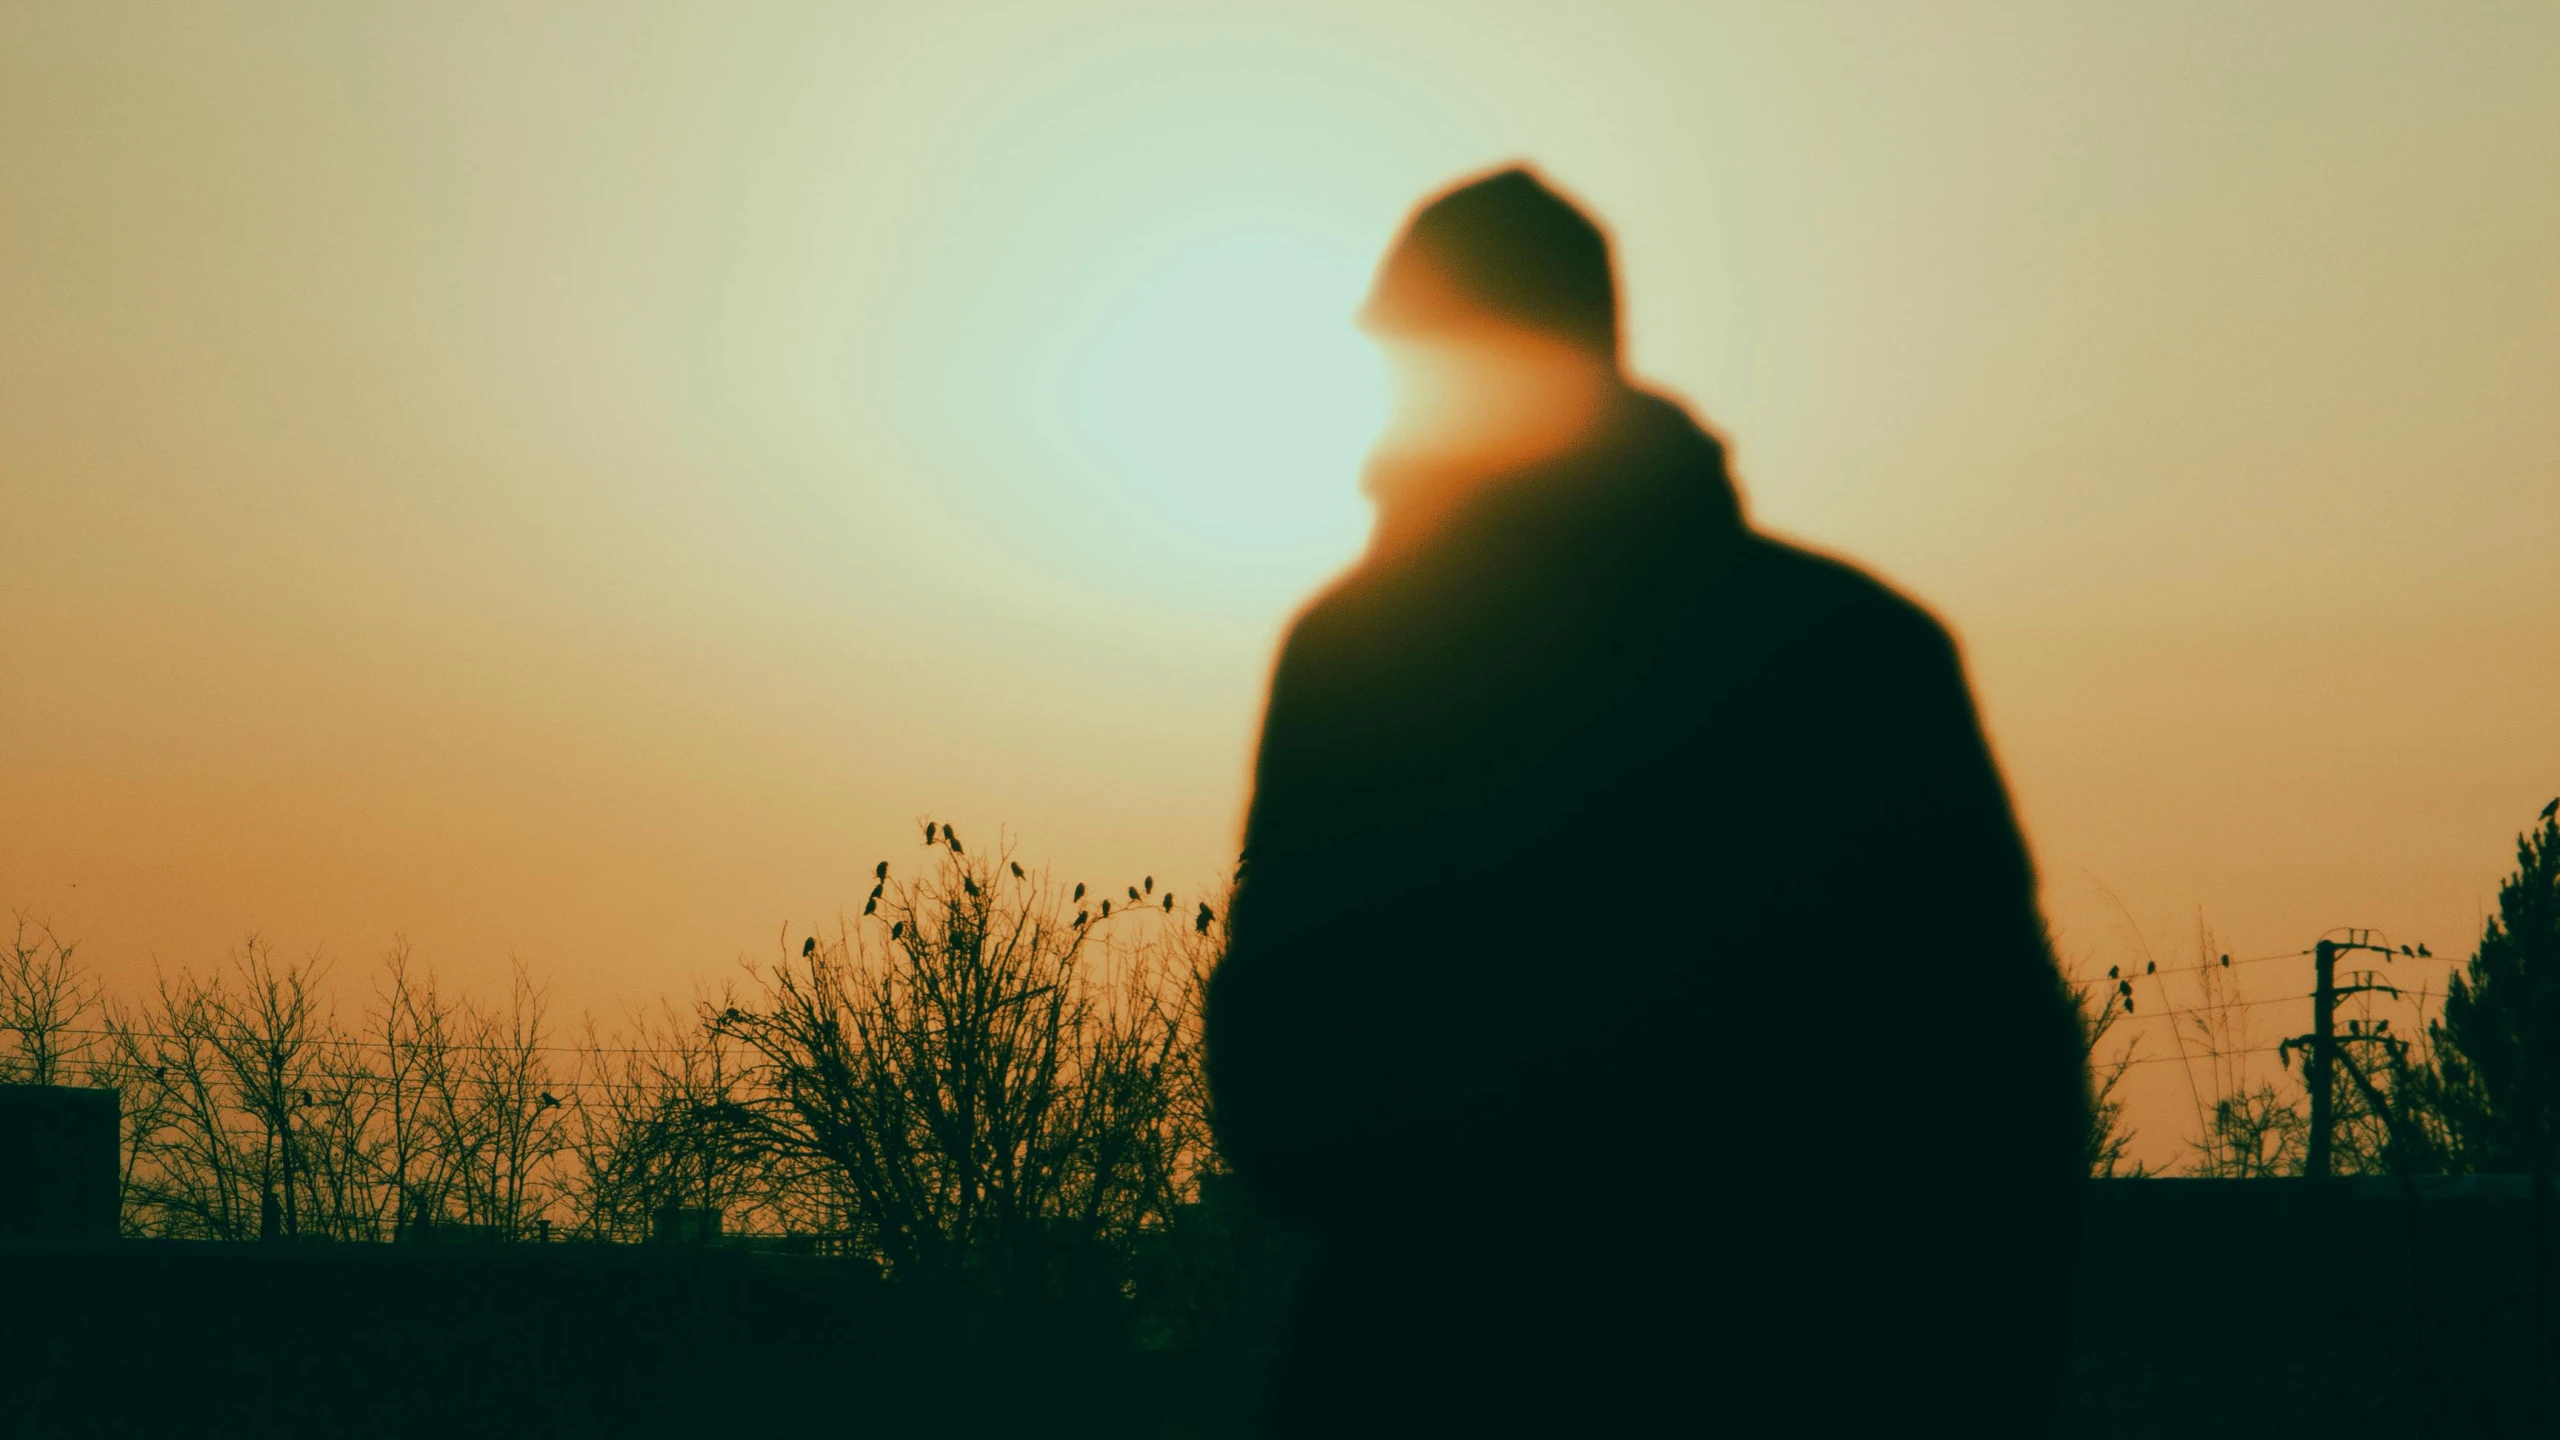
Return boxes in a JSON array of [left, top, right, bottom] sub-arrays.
[[925, 823, 937, 843], [875, 861, 889, 880], [2401, 945, 2413, 956], [1144, 876, 1154, 894], [538, 1091, 560, 1109], [1074, 911, 1088, 928], [2543, 797, 2557, 822], [863, 898, 877, 916], [869, 881, 884, 900], [1195, 902, 1213, 934], [1162, 894, 1174, 913], [1128, 886, 1141, 903], [1012, 861, 1026, 880], [2220, 954, 2231, 968], [1073, 883, 1086, 902], [803, 936, 818, 956], [2419, 944, 2432, 958], [2118, 980, 2131, 997], [891, 921, 906, 939], [2107, 965, 2118, 979], [2145, 961, 2156, 974], [2123, 996, 2134, 1013], [964, 877, 980, 897], [1101, 899, 1112, 917]]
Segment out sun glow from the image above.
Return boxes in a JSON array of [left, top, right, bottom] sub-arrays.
[[1017, 231, 1389, 586]]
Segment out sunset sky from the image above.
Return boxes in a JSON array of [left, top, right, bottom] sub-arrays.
[[5, 3, 2555, 1166]]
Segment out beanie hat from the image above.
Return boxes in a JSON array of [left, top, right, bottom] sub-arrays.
[[1360, 166, 1619, 359]]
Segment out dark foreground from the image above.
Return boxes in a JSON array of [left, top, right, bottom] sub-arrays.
[[2062, 1178, 2549, 1439], [2, 1181, 2548, 1438]]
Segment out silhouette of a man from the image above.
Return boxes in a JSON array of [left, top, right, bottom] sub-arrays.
[[1206, 168, 2089, 1435]]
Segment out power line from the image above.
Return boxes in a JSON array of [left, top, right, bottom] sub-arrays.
[[66, 1056, 686, 1096], [2130, 994, 2307, 1018], [2109, 948, 2315, 979], [2119, 1045, 2282, 1068], [28, 1023, 747, 1060]]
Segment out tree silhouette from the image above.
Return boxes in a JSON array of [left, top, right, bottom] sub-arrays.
[[2066, 946, 2142, 1177], [2430, 803, 2560, 1173], [716, 826, 1209, 1308], [0, 912, 95, 1085]]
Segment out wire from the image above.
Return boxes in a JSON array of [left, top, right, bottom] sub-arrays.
[[2119, 1045, 2283, 1068], [29, 1023, 749, 1060], [63, 1056, 704, 1099], [2114, 948, 2315, 979], [2127, 994, 2307, 1018]]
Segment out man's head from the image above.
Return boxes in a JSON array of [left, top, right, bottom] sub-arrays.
[[1361, 166, 1620, 362], [1361, 167, 1627, 492]]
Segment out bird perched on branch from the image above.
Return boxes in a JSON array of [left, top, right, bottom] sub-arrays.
[[803, 936, 817, 956], [875, 861, 889, 880], [1012, 861, 1026, 879], [1073, 882, 1086, 902], [1195, 901, 1213, 934]]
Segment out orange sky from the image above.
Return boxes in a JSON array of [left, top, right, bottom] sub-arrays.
[[5, 3, 2555, 1168]]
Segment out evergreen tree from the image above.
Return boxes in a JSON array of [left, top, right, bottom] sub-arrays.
[[2429, 801, 2560, 1173]]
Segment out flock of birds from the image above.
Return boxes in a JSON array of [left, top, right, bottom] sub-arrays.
[[794, 821, 1218, 962]]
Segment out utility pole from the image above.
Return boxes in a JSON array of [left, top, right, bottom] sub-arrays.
[[2292, 929, 2435, 1180], [2310, 940, 2337, 1179]]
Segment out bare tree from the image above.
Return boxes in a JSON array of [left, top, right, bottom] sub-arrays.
[[721, 824, 1208, 1299], [1, 911, 96, 1084], [2063, 943, 2143, 1178], [564, 1002, 764, 1241], [368, 939, 458, 1238], [94, 996, 178, 1233], [295, 1017, 389, 1242], [198, 938, 329, 1237], [446, 960, 567, 1238], [119, 966, 261, 1238]]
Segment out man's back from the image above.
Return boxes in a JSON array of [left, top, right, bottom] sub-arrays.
[[1207, 387, 2088, 1433]]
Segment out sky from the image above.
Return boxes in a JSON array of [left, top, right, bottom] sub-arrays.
[[4, 2, 2555, 1168]]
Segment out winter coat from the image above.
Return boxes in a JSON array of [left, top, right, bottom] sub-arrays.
[[1206, 385, 2090, 1435]]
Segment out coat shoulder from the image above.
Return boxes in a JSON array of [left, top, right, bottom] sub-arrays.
[[1738, 533, 1960, 667]]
